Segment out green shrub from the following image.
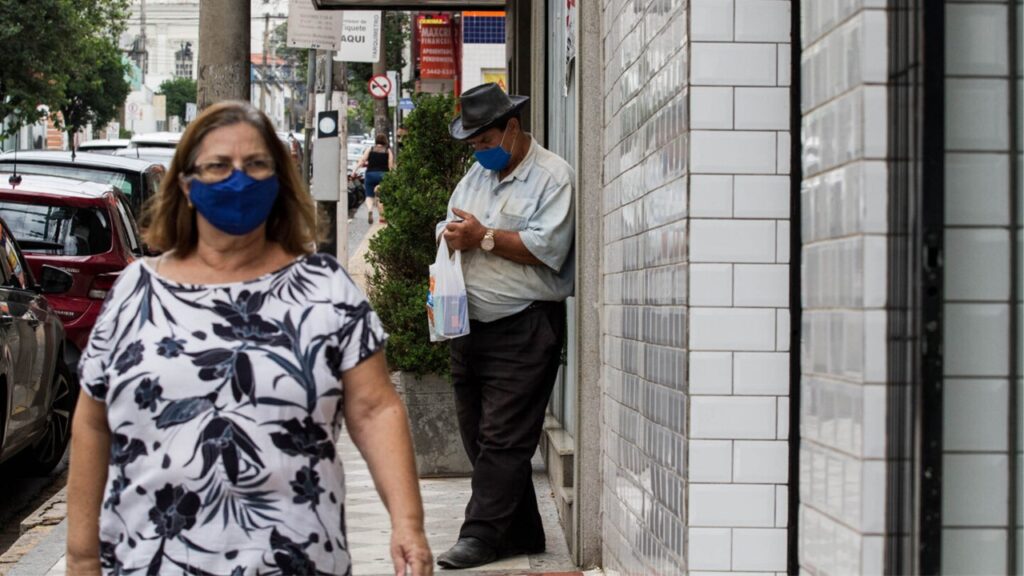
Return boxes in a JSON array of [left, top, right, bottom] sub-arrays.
[[366, 94, 472, 376]]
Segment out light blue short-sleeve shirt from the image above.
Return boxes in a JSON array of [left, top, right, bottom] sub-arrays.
[[436, 137, 575, 322]]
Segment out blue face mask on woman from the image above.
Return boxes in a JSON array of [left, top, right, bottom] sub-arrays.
[[188, 170, 279, 235], [474, 124, 518, 172]]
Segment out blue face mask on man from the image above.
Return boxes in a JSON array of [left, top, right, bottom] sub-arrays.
[[188, 170, 279, 235], [474, 123, 518, 172]]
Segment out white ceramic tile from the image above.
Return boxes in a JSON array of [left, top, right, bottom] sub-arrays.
[[775, 485, 788, 527], [732, 528, 788, 571], [778, 43, 792, 87], [777, 397, 789, 440], [777, 132, 791, 175], [862, 162, 888, 234], [776, 309, 790, 352], [733, 441, 789, 483], [691, 0, 735, 42], [691, 263, 734, 306], [735, 88, 790, 131], [862, 385, 886, 459], [945, 229, 1011, 301], [942, 529, 1008, 575], [691, 308, 777, 351], [863, 236, 887, 308], [691, 131, 778, 174], [690, 484, 776, 527], [692, 43, 778, 86], [691, 220, 777, 263], [863, 310, 887, 383], [863, 87, 888, 159], [943, 454, 1009, 527], [689, 528, 733, 570], [734, 176, 790, 219], [734, 352, 789, 395], [944, 379, 1010, 452], [945, 303, 1011, 377], [945, 3, 1009, 76], [735, 0, 790, 42], [776, 221, 790, 264], [690, 440, 734, 483], [691, 351, 734, 394], [734, 265, 789, 307], [861, 461, 886, 535], [945, 153, 1011, 226], [692, 86, 735, 129], [691, 175, 735, 217], [946, 78, 1010, 151], [691, 396, 778, 439]]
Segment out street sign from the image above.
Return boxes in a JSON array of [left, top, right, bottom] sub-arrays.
[[399, 98, 415, 111], [368, 74, 391, 100], [127, 102, 143, 120], [334, 11, 381, 63], [387, 70, 399, 107], [185, 103, 197, 123], [317, 110, 339, 139], [152, 94, 166, 122], [287, 0, 344, 51]]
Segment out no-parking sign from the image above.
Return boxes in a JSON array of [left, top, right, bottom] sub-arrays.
[[368, 74, 392, 100]]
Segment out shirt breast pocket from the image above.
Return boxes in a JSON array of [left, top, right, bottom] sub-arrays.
[[497, 197, 535, 231]]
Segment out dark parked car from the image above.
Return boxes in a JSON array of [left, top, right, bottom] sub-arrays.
[[0, 151, 165, 226], [0, 173, 145, 372], [0, 214, 77, 475]]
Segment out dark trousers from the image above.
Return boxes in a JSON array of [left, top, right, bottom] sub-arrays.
[[450, 300, 566, 551]]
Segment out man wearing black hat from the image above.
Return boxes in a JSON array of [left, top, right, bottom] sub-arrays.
[[434, 83, 575, 569]]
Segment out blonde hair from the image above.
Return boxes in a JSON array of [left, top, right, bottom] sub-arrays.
[[142, 100, 318, 256]]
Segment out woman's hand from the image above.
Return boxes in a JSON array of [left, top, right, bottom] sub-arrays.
[[390, 524, 433, 576]]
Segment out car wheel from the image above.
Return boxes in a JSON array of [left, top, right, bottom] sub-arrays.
[[17, 357, 78, 476]]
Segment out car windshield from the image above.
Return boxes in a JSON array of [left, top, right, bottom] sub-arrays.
[[0, 163, 134, 197], [0, 201, 112, 256]]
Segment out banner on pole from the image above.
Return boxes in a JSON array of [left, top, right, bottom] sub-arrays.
[[417, 14, 456, 79]]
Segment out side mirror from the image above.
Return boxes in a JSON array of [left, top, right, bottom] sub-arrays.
[[39, 265, 73, 295]]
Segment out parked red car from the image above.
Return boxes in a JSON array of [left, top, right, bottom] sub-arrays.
[[0, 173, 145, 369]]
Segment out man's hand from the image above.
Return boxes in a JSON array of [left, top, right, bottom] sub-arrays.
[[390, 524, 433, 576], [442, 207, 486, 251]]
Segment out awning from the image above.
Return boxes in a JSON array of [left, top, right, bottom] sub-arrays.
[[312, 0, 504, 8]]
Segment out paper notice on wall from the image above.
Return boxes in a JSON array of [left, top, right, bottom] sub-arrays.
[[287, 0, 343, 51]]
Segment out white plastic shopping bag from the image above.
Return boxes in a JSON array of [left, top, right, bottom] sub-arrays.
[[426, 240, 469, 341]]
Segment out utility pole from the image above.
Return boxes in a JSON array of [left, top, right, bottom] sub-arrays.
[[260, 13, 270, 115], [197, 0, 251, 108], [334, 59, 348, 263], [372, 14, 388, 137], [301, 49, 316, 187], [137, 0, 148, 84]]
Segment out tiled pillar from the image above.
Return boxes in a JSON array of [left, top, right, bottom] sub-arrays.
[[686, 0, 792, 573], [941, 1, 1019, 572], [797, 2, 889, 573]]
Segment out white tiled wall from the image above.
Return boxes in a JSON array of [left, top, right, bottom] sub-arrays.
[[460, 43, 506, 91], [798, 1, 888, 573], [687, 0, 792, 572], [941, 2, 1020, 572]]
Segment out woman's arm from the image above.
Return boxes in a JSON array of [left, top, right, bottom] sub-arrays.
[[66, 394, 111, 575], [357, 148, 370, 169], [343, 351, 432, 576], [388, 149, 395, 170]]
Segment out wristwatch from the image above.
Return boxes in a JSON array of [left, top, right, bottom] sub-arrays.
[[480, 229, 496, 252]]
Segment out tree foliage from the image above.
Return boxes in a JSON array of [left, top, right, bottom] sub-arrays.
[[365, 94, 472, 375], [0, 0, 130, 140], [158, 77, 198, 125]]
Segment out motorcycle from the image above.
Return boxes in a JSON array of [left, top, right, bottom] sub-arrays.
[[347, 169, 365, 211]]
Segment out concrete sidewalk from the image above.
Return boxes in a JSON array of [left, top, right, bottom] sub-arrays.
[[3, 215, 582, 575]]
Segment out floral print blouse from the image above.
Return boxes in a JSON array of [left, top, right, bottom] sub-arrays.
[[79, 253, 386, 575]]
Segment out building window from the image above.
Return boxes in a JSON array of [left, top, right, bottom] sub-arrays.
[[462, 13, 505, 44], [175, 42, 194, 79]]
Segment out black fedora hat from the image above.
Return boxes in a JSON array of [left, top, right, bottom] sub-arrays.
[[449, 83, 529, 140]]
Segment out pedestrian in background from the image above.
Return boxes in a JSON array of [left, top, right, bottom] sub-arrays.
[[434, 83, 575, 569], [65, 100, 432, 576], [358, 133, 394, 224]]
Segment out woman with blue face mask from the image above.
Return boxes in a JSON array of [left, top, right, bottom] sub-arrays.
[[65, 101, 433, 576]]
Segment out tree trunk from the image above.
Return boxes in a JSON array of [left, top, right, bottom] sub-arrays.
[[197, 0, 251, 109]]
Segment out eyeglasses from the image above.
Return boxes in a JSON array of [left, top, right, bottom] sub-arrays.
[[190, 158, 275, 183]]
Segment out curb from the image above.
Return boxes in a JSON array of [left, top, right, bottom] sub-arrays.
[[1, 519, 65, 576], [19, 487, 67, 534]]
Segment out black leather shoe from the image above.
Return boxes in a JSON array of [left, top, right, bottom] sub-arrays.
[[436, 537, 499, 569]]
